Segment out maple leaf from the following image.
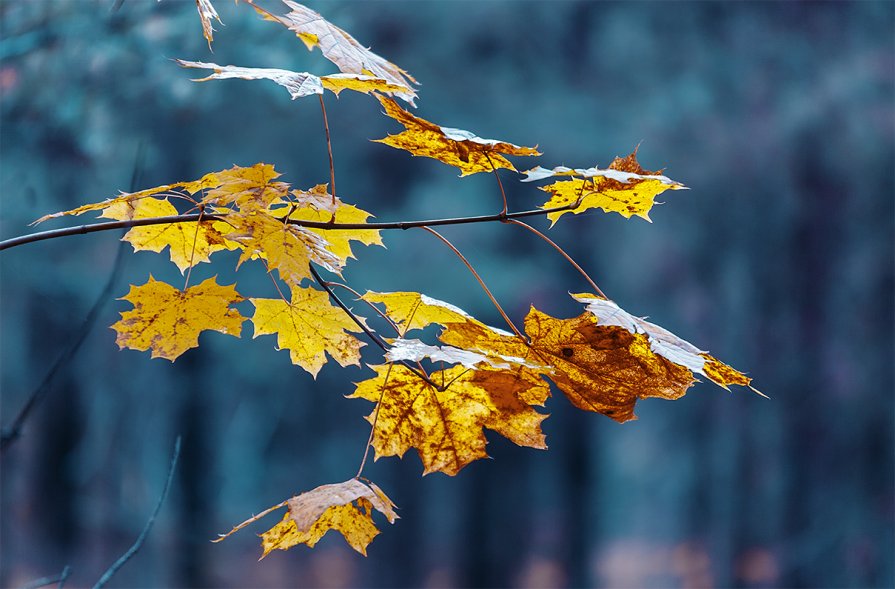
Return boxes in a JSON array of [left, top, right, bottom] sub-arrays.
[[32, 163, 287, 223], [195, 0, 222, 48], [439, 307, 695, 423], [250, 286, 365, 377], [111, 276, 245, 361], [374, 95, 540, 176], [217, 211, 341, 286], [277, 184, 383, 264], [216, 478, 397, 557], [101, 197, 228, 273], [522, 150, 687, 224], [361, 290, 489, 336], [349, 364, 548, 475], [572, 294, 760, 393], [176, 61, 409, 101], [251, 0, 418, 104]]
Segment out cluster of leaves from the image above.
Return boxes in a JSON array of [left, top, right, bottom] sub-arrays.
[[28, 0, 761, 557]]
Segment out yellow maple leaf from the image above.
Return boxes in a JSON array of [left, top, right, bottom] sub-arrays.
[[522, 150, 687, 224], [250, 286, 365, 377], [251, 0, 418, 104], [111, 276, 245, 361], [101, 197, 228, 273], [217, 211, 341, 286], [32, 163, 285, 223], [572, 293, 760, 393], [259, 479, 398, 557], [374, 95, 540, 176], [349, 364, 548, 475], [361, 291, 483, 336]]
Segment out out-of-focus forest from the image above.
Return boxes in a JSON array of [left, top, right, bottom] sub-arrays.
[[1, 1, 892, 587]]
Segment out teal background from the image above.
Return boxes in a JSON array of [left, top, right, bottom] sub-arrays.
[[1, 1, 892, 587]]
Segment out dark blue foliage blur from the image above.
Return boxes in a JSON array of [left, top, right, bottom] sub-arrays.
[[1, 1, 892, 587]]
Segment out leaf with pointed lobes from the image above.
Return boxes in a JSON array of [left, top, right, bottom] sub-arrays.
[[195, 0, 221, 48], [257, 479, 398, 557], [373, 95, 540, 176], [349, 364, 548, 476], [361, 291, 502, 336], [275, 184, 383, 264], [250, 286, 365, 377], [216, 210, 341, 287], [111, 276, 245, 361], [101, 197, 228, 273], [522, 149, 687, 224], [250, 0, 418, 104], [438, 307, 696, 423], [572, 294, 762, 395], [176, 61, 408, 101], [32, 163, 287, 223]]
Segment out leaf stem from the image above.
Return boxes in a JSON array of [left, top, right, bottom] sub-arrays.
[[484, 153, 508, 216], [323, 281, 402, 337], [506, 219, 607, 298], [318, 94, 337, 210], [419, 226, 525, 341], [356, 363, 395, 478], [0, 205, 579, 252], [182, 208, 204, 291], [212, 499, 289, 543]]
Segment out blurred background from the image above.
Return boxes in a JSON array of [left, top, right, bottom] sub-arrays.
[[1, 1, 892, 587]]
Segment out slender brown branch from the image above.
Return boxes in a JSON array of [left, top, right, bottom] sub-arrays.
[[420, 226, 525, 341], [356, 362, 395, 478], [0, 204, 579, 252], [506, 219, 607, 298], [318, 94, 337, 209]]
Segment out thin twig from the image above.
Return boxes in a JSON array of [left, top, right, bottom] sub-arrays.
[[420, 226, 526, 341], [356, 363, 395, 478], [19, 565, 71, 589], [0, 204, 580, 253], [92, 436, 181, 589], [506, 219, 607, 298], [484, 153, 509, 216]]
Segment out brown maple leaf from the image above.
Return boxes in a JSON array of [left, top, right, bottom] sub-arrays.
[[374, 95, 540, 176], [111, 276, 245, 361]]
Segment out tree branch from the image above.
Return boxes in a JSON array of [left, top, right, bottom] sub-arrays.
[[0, 204, 578, 252], [92, 436, 181, 589]]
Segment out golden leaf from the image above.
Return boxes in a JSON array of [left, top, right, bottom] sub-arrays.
[[349, 364, 548, 475], [522, 150, 687, 224], [361, 290, 483, 336], [101, 197, 228, 273], [252, 0, 417, 104], [374, 95, 540, 176], [111, 276, 245, 361], [33, 163, 285, 223], [573, 294, 760, 393], [218, 211, 341, 286], [221, 479, 398, 557], [250, 286, 365, 377]]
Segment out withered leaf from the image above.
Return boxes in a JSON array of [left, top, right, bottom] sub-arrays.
[[252, 0, 417, 104], [111, 276, 245, 361], [250, 286, 365, 377], [349, 364, 548, 475], [374, 95, 540, 176], [195, 0, 221, 48]]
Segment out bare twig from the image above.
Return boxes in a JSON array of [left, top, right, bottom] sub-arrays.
[[92, 436, 182, 589], [19, 565, 71, 589]]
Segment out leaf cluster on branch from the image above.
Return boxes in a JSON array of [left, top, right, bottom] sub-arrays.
[[6, 0, 762, 557]]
